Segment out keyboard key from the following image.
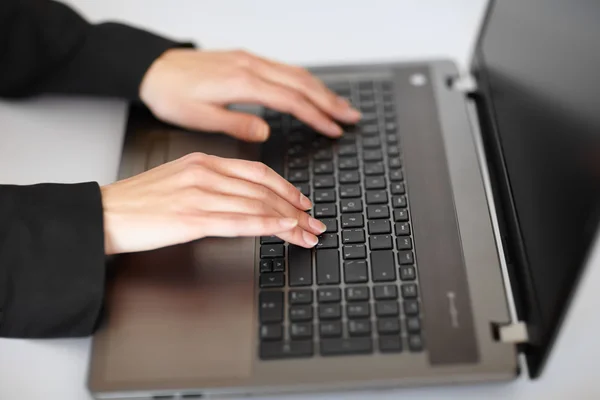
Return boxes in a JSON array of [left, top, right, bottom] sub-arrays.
[[341, 199, 363, 213], [339, 133, 357, 144], [338, 144, 358, 156], [317, 288, 341, 303], [321, 337, 372, 356], [341, 214, 364, 228], [368, 220, 391, 234], [314, 161, 334, 175], [339, 185, 361, 198], [346, 303, 370, 319], [321, 218, 338, 233], [363, 149, 383, 161], [376, 301, 399, 317], [314, 189, 336, 203], [395, 222, 411, 236], [314, 175, 335, 188], [404, 300, 420, 316], [398, 250, 415, 265], [288, 156, 308, 169], [362, 136, 381, 148], [366, 190, 388, 204], [392, 195, 407, 208], [289, 290, 313, 305], [287, 144, 306, 157], [408, 334, 423, 352], [391, 182, 406, 194], [389, 157, 402, 168], [260, 260, 272, 273], [369, 235, 393, 250], [406, 317, 421, 333], [317, 233, 338, 249], [379, 316, 401, 335], [379, 336, 403, 353], [348, 320, 371, 336], [339, 171, 360, 184], [319, 304, 342, 320], [290, 323, 313, 339], [390, 169, 404, 181], [295, 183, 310, 197], [344, 260, 369, 283], [289, 306, 313, 322], [288, 169, 309, 183], [367, 205, 389, 219], [260, 341, 313, 359], [361, 124, 379, 136], [339, 157, 359, 170], [260, 324, 283, 341], [272, 258, 285, 272], [259, 291, 284, 323], [401, 283, 418, 299], [313, 148, 333, 160], [316, 249, 340, 285], [387, 145, 400, 156], [315, 204, 337, 218], [365, 176, 386, 190], [393, 209, 409, 222], [373, 284, 398, 300], [320, 321, 342, 338], [371, 251, 396, 282], [364, 162, 385, 176], [342, 229, 365, 244], [260, 236, 284, 244], [260, 273, 285, 288], [400, 265, 416, 281], [343, 244, 367, 260], [288, 245, 312, 286], [345, 286, 370, 302], [261, 244, 284, 258]]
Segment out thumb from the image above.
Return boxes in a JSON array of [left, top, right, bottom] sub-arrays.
[[181, 104, 270, 142]]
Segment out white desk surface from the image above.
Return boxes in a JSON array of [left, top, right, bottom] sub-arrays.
[[1, 1, 599, 399]]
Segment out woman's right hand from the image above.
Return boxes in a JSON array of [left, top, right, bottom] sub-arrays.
[[100, 153, 326, 255]]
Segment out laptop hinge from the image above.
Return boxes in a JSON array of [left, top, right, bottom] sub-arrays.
[[493, 321, 530, 344], [448, 73, 478, 95]]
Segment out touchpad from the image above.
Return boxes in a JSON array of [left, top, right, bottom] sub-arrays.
[[102, 237, 256, 384]]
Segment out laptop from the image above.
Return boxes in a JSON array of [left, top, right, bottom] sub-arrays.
[[88, 0, 600, 398]]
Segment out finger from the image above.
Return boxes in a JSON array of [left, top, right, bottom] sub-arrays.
[[191, 212, 301, 238], [199, 154, 313, 211], [195, 177, 323, 237], [164, 101, 271, 142], [251, 57, 361, 123], [235, 76, 343, 138]]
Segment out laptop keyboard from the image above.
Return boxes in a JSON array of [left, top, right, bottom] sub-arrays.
[[258, 80, 423, 359]]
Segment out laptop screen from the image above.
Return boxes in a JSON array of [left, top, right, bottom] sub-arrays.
[[473, 0, 600, 376]]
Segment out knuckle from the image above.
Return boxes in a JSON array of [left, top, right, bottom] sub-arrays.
[[183, 152, 207, 165], [251, 161, 271, 179], [232, 49, 252, 66], [232, 68, 255, 87]]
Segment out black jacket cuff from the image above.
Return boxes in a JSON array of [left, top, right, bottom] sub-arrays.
[[0, 182, 106, 338]]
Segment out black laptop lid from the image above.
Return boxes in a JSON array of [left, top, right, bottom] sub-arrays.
[[471, 0, 600, 377]]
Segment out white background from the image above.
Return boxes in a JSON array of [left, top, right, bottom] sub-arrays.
[[1, 1, 599, 399]]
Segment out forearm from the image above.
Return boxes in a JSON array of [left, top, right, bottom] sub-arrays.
[[0, 182, 106, 338], [0, 0, 192, 100]]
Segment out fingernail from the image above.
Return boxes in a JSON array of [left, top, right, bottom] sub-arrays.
[[309, 217, 327, 233], [300, 194, 312, 210], [302, 231, 319, 247], [279, 218, 298, 229], [328, 122, 343, 136], [256, 123, 270, 141], [345, 108, 362, 120]]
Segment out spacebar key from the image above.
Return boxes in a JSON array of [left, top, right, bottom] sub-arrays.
[[320, 338, 373, 356], [289, 245, 313, 286]]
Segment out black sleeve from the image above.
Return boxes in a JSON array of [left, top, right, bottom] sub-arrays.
[[0, 183, 106, 338], [0, 0, 194, 100]]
